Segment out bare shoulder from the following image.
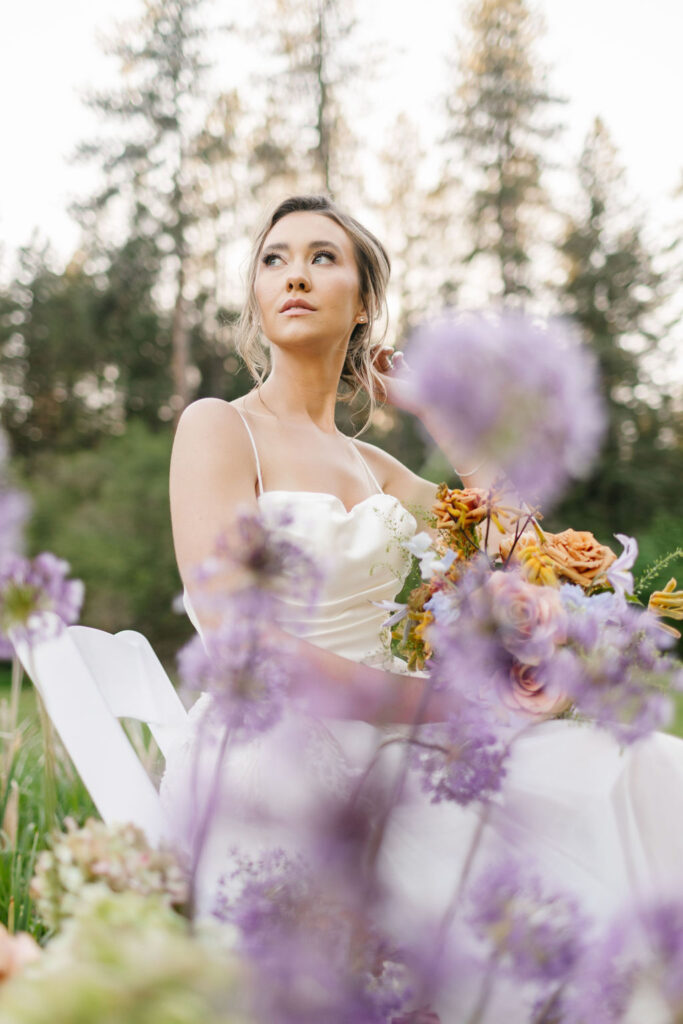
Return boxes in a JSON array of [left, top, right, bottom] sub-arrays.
[[169, 397, 260, 587], [170, 397, 257, 502], [353, 436, 438, 515], [172, 397, 252, 460]]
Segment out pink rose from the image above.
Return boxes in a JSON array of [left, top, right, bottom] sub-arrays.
[[482, 571, 567, 666], [503, 663, 572, 719]]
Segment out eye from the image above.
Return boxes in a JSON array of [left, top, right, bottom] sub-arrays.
[[312, 250, 336, 264], [261, 252, 283, 266]]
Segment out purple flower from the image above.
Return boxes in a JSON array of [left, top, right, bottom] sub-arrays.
[[405, 310, 605, 506], [177, 592, 293, 741], [562, 897, 683, 1023], [186, 507, 322, 624], [0, 552, 85, 656], [466, 857, 590, 986], [409, 702, 509, 805], [215, 848, 415, 1023], [556, 584, 681, 743], [605, 533, 638, 597]]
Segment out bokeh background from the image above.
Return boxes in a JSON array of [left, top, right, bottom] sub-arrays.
[[0, 0, 681, 666]]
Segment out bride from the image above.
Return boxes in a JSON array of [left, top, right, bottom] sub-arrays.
[[161, 194, 683, 1022]]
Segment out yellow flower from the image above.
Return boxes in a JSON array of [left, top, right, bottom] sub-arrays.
[[648, 578, 683, 638], [501, 533, 559, 588]]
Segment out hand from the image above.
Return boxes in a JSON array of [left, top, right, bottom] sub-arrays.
[[370, 345, 418, 412]]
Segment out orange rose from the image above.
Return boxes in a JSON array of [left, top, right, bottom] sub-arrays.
[[502, 528, 616, 590]]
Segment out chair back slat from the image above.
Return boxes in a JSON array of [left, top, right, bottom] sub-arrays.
[[9, 613, 190, 847]]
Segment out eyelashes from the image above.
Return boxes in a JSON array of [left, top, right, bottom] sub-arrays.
[[261, 250, 337, 267]]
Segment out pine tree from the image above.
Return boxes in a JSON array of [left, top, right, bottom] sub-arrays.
[[445, 0, 564, 300], [249, 0, 363, 199], [552, 118, 675, 533], [71, 0, 222, 421]]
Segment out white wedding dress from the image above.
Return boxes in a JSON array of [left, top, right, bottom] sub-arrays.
[[160, 410, 683, 1022]]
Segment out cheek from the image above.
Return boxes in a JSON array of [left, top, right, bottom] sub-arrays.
[[253, 275, 272, 319]]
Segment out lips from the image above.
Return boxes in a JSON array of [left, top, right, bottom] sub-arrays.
[[279, 298, 316, 313]]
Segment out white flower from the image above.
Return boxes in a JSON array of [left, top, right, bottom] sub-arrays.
[[373, 600, 407, 629], [405, 532, 457, 580], [606, 533, 638, 598]]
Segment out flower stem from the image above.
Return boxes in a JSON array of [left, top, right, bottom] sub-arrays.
[[35, 689, 57, 835], [366, 675, 437, 873], [8, 656, 23, 739], [188, 718, 231, 924], [466, 953, 500, 1024]]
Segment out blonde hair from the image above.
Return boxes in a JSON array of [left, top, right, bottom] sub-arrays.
[[236, 194, 391, 433]]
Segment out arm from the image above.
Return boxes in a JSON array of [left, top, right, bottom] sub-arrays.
[[169, 399, 445, 726], [363, 348, 528, 554]]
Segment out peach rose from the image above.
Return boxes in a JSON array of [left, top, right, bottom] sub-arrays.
[[0, 924, 41, 982], [543, 529, 616, 586], [502, 528, 616, 590]]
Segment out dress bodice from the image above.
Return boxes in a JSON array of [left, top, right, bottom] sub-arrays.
[[183, 489, 417, 664]]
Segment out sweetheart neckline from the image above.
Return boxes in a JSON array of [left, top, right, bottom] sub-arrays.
[[256, 489, 408, 519]]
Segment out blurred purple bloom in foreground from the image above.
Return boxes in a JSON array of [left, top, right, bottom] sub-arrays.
[[178, 508, 324, 738], [555, 584, 682, 743], [409, 702, 509, 806], [405, 310, 605, 505], [467, 857, 590, 987], [177, 593, 293, 741], [561, 897, 683, 1023], [215, 848, 414, 1023], [0, 552, 85, 657]]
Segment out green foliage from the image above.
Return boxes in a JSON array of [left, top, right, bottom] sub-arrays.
[[14, 421, 191, 665], [552, 119, 680, 537]]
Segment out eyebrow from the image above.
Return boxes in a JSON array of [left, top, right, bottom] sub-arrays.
[[262, 239, 343, 254]]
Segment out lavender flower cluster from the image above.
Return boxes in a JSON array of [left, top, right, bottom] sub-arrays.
[[404, 310, 606, 506]]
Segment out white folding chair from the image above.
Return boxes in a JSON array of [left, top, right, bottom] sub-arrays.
[[10, 612, 190, 847]]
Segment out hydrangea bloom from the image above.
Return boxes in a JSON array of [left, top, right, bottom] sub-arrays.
[[30, 816, 188, 931], [405, 310, 605, 506]]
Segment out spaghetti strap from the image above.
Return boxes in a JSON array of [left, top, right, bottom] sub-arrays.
[[233, 407, 264, 497], [349, 440, 383, 495]]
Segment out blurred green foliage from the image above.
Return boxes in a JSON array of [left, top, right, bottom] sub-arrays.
[[13, 421, 192, 666]]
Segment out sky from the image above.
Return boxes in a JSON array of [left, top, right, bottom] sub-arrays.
[[1, 0, 682, 281]]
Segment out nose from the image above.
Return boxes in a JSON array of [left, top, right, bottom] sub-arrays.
[[286, 268, 311, 292]]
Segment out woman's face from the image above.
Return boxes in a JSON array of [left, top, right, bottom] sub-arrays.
[[254, 211, 365, 357]]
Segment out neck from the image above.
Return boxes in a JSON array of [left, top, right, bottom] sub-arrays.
[[250, 349, 344, 434]]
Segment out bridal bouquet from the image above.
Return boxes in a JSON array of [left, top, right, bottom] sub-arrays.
[[386, 481, 683, 742]]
